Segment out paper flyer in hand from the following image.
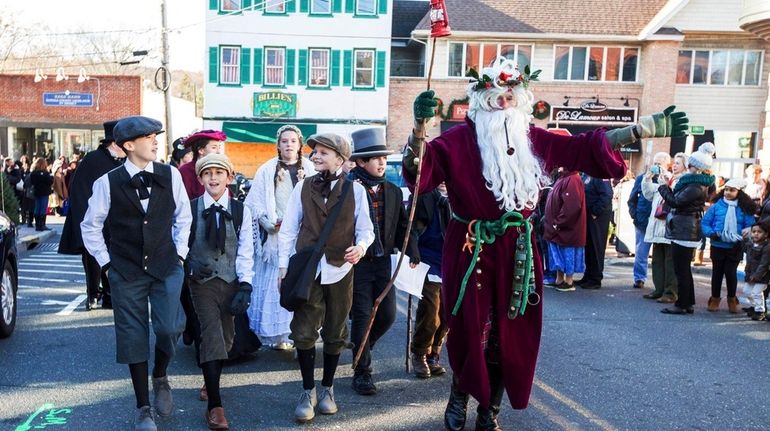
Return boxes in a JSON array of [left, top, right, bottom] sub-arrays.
[[390, 252, 430, 299]]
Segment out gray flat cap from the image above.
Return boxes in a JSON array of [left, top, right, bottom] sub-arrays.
[[113, 116, 165, 145], [306, 133, 351, 160]]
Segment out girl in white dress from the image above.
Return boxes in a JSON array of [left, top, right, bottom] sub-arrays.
[[245, 125, 315, 349]]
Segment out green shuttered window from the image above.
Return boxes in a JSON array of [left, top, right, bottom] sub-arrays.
[[375, 51, 386, 87], [331, 50, 341, 86], [286, 49, 296, 85], [298, 49, 308, 86], [252, 48, 263, 84], [286, 0, 296, 12], [208, 47, 218, 83], [300, 0, 309, 12], [243, 0, 252, 10], [333, 0, 342, 13], [209, 0, 218, 10], [345, 0, 355, 13], [378, 0, 386, 14], [343, 50, 353, 86], [241, 48, 251, 85]]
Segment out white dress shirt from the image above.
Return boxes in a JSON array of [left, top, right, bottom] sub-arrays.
[[201, 192, 255, 284], [278, 174, 374, 285], [81, 159, 193, 268]]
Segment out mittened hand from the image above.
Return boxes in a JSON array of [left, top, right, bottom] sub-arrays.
[[258, 216, 278, 234], [639, 105, 689, 138], [229, 282, 253, 315], [413, 90, 438, 122]]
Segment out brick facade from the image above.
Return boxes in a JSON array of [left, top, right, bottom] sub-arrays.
[[0, 74, 141, 127]]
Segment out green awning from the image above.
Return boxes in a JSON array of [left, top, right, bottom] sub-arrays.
[[222, 122, 317, 143]]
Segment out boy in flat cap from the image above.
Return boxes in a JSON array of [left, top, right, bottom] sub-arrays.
[[81, 115, 192, 431], [59, 120, 126, 310], [278, 133, 374, 423], [178, 129, 227, 199], [187, 153, 254, 430], [347, 127, 419, 395]]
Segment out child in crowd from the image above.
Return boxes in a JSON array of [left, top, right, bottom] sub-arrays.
[[740, 222, 770, 321], [187, 154, 254, 429], [81, 116, 191, 431], [700, 178, 757, 312], [277, 133, 374, 422]]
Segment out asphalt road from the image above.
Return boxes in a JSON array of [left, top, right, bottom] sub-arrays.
[[2, 228, 770, 430]]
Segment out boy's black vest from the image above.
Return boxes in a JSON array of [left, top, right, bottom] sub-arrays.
[[187, 197, 244, 284], [107, 162, 178, 280]]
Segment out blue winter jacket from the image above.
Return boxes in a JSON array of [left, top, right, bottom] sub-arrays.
[[700, 199, 756, 249], [627, 174, 652, 230]]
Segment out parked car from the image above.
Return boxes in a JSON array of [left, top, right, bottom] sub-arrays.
[[385, 154, 411, 206], [0, 211, 17, 338]]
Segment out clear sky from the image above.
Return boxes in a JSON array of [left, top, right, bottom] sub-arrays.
[[2, 0, 205, 72]]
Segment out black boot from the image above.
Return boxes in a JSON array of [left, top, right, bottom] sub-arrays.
[[34, 215, 43, 231], [39, 215, 51, 231], [475, 381, 504, 430], [444, 376, 469, 431]]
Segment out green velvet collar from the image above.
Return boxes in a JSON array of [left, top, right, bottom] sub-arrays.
[[673, 173, 715, 193]]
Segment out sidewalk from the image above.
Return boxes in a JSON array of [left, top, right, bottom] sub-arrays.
[[15, 214, 65, 251], [605, 245, 715, 276]]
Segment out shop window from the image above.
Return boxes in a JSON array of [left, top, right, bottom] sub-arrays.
[[265, 0, 285, 13], [356, 0, 376, 15], [219, 46, 241, 85], [312, 0, 331, 14], [554, 45, 638, 82], [448, 43, 464, 77], [354, 49, 375, 88], [309, 49, 330, 87], [265, 47, 285, 86], [482, 44, 497, 69], [447, 42, 534, 77], [221, 0, 240, 11], [465, 43, 480, 76], [677, 49, 763, 86]]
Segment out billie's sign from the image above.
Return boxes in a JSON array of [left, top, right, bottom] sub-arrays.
[[42, 92, 93, 107], [551, 105, 637, 125], [253, 92, 297, 118]]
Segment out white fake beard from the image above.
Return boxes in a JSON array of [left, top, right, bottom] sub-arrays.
[[471, 106, 549, 211]]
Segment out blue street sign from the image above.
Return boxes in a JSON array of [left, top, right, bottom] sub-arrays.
[[42, 92, 93, 107]]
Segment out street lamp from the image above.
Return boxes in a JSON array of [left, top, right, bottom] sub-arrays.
[[77, 68, 101, 111], [55, 67, 68, 82], [34, 68, 47, 83]]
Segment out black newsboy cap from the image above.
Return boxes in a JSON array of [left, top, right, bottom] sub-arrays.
[[113, 116, 165, 145]]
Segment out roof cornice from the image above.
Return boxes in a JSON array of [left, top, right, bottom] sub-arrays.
[[637, 0, 690, 40], [411, 30, 683, 42]]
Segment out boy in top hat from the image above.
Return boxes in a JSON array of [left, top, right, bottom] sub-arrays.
[[278, 133, 374, 422], [81, 115, 192, 431], [187, 153, 254, 430], [347, 127, 419, 395], [59, 120, 125, 310], [178, 130, 227, 199]]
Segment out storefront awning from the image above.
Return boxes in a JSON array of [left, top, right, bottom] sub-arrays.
[[222, 122, 317, 143]]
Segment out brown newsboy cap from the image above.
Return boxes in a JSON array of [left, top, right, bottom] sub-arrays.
[[306, 133, 351, 160]]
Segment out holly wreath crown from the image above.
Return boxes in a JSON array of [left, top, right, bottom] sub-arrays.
[[466, 56, 541, 91]]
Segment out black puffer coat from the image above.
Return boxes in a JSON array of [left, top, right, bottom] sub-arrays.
[[658, 173, 715, 242]]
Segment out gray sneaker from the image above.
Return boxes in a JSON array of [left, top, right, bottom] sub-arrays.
[[294, 387, 317, 422], [152, 376, 174, 417], [135, 406, 157, 431], [318, 386, 338, 415]]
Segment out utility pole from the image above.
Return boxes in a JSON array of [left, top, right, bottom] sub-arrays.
[[161, 0, 173, 159]]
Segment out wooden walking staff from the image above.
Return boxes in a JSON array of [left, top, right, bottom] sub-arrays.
[[352, 0, 452, 371]]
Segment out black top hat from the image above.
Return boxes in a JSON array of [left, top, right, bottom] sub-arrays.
[[349, 128, 392, 160], [99, 120, 119, 145]]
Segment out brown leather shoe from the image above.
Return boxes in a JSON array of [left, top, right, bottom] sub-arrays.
[[656, 294, 676, 304], [205, 407, 229, 430], [727, 297, 739, 314], [707, 296, 720, 312], [199, 384, 208, 402]]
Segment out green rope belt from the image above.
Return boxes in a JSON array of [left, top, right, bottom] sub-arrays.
[[451, 211, 535, 319]]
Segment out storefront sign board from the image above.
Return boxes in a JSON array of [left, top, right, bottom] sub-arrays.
[[42, 92, 93, 107]]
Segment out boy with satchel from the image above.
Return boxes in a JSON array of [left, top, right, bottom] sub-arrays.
[[278, 133, 374, 423], [186, 153, 254, 430]]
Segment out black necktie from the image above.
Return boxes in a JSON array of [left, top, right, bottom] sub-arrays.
[[202, 203, 233, 253], [130, 171, 154, 200], [311, 171, 343, 199]]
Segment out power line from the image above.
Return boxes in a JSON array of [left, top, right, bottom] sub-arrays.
[[0, 60, 140, 73]]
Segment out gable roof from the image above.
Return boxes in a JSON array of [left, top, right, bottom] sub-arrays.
[[393, 0, 430, 39], [413, 0, 672, 37]]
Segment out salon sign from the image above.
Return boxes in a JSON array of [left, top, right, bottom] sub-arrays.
[[253, 92, 297, 118], [550, 105, 637, 125], [42, 91, 93, 107]]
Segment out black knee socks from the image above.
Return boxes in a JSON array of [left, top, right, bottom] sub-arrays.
[[152, 346, 171, 379], [322, 352, 340, 388], [129, 361, 150, 409], [297, 348, 316, 390], [201, 360, 223, 410]]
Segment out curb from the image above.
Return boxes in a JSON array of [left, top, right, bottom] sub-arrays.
[[606, 256, 713, 276], [16, 229, 55, 251]]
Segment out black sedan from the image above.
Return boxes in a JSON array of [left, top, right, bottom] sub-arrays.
[[0, 211, 18, 338]]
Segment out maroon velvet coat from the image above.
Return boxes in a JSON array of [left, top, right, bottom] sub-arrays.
[[178, 159, 204, 200], [405, 118, 625, 409], [543, 171, 586, 247]]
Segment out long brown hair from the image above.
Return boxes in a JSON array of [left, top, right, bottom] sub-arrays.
[[32, 157, 48, 172]]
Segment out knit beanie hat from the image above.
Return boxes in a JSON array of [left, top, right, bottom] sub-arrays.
[[687, 142, 716, 171]]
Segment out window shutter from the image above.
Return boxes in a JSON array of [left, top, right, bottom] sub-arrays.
[[345, 0, 355, 13], [243, 0, 252, 10], [343, 50, 353, 86], [209, 47, 218, 83], [240, 48, 251, 85], [333, 0, 342, 13], [300, 0, 309, 12], [286, 0, 296, 12], [286, 49, 296, 85], [209, 0, 218, 10], [378, 0, 386, 15], [253, 48, 263, 84], [376, 51, 386, 87], [298, 49, 308, 86], [331, 50, 341, 86]]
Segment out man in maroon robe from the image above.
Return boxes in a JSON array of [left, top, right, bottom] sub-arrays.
[[403, 57, 688, 430]]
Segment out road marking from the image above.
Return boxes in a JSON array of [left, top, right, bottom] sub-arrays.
[[530, 395, 581, 431], [535, 379, 618, 431], [56, 295, 87, 316], [20, 263, 85, 269], [19, 285, 82, 293], [42, 299, 74, 306], [19, 269, 85, 276], [19, 258, 81, 263], [19, 276, 85, 283]]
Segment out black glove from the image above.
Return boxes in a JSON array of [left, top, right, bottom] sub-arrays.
[[409, 255, 421, 266], [229, 282, 252, 315]]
